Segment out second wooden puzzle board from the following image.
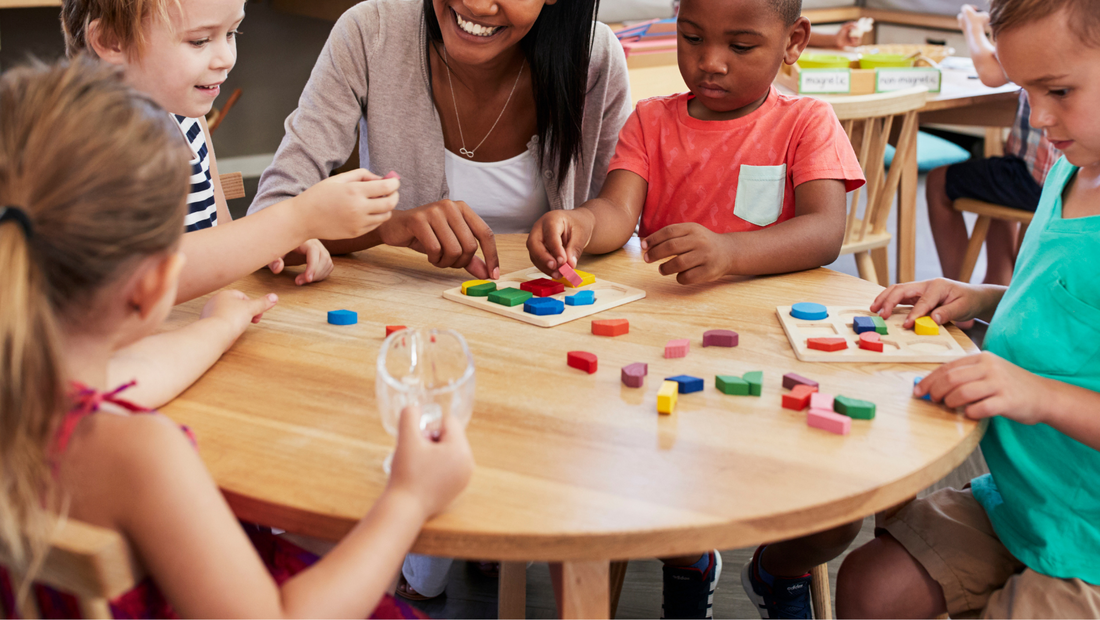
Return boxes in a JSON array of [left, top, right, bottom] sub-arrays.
[[443, 267, 646, 327], [777, 305, 970, 363]]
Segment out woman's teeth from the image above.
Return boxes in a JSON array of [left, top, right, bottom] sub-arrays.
[[455, 12, 501, 37]]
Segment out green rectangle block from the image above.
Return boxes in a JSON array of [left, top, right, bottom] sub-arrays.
[[872, 315, 888, 335], [466, 282, 497, 297], [834, 395, 876, 420], [488, 287, 532, 307], [742, 371, 763, 396], [716, 375, 750, 396]]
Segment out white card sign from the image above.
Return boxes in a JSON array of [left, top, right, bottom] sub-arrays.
[[799, 69, 851, 94], [875, 68, 942, 93]]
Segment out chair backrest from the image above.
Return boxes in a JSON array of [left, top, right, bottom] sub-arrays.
[[829, 87, 928, 249], [0, 517, 145, 619], [219, 171, 246, 201]]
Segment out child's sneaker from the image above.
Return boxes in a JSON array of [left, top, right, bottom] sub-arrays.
[[740, 546, 813, 619], [661, 550, 722, 619]]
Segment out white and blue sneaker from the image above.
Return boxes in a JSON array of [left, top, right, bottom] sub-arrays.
[[662, 550, 722, 619], [740, 546, 813, 619]]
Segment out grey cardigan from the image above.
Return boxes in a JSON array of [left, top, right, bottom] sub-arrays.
[[250, 0, 632, 217]]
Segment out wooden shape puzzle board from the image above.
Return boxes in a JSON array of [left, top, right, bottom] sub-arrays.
[[443, 267, 646, 327], [776, 305, 969, 363]]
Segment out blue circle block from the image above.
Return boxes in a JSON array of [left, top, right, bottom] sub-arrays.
[[523, 297, 565, 316], [791, 302, 828, 321], [327, 309, 358, 325]]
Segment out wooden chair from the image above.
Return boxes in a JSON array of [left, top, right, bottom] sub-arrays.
[[829, 87, 928, 286], [219, 171, 247, 201], [0, 517, 145, 619]]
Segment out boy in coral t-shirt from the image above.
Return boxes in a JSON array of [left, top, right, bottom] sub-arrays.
[[528, 0, 864, 287]]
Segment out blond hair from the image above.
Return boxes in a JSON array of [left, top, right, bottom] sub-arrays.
[[61, 0, 177, 59], [989, 0, 1100, 46], [0, 57, 190, 599]]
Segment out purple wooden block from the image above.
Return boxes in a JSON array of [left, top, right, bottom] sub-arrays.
[[621, 362, 648, 388], [702, 329, 739, 348], [782, 372, 819, 391]]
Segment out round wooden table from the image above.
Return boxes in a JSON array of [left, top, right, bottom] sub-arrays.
[[162, 235, 982, 617]]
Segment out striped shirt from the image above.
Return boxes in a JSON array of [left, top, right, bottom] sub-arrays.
[[1005, 90, 1060, 186], [173, 115, 218, 232]]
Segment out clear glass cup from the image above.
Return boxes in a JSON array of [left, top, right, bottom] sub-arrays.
[[375, 328, 475, 473]]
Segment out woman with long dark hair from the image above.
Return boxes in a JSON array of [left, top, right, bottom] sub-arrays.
[[250, 0, 630, 281]]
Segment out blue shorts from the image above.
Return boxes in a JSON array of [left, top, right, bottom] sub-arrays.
[[944, 156, 1042, 213]]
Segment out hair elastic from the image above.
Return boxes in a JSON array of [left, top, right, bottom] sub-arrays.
[[0, 206, 33, 240]]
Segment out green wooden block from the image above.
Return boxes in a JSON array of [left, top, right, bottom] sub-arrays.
[[716, 375, 750, 396], [834, 395, 876, 420], [742, 371, 763, 396], [467, 281, 497, 297], [872, 315, 888, 335], [488, 287, 532, 307]]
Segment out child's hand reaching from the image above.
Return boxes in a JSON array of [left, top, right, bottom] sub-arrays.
[[915, 352, 1050, 425], [268, 239, 334, 285], [871, 278, 1004, 328], [200, 290, 279, 340], [294, 169, 399, 241], [957, 4, 990, 33], [387, 405, 474, 521], [527, 209, 595, 277], [641, 223, 732, 284]]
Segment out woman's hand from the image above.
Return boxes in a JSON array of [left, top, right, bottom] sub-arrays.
[[527, 209, 595, 277], [870, 278, 1003, 328], [915, 352, 1050, 425], [376, 200, 500, 280], [388, 405, 474, 521], [200, 290, 279, 340]]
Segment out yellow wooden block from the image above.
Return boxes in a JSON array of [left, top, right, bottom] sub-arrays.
[[657, 380, 678, 415], [556, 269, 595, 288], [914, 316, 940, 336], [461, 279, 491, 295]]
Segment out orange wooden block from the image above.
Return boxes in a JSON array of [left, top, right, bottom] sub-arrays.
[[386, 325, 406, 336], [807, 337, 847, 352], [782, 384, 818, 410], [858, 331, 883, 352], [592, 318, 629, 337]]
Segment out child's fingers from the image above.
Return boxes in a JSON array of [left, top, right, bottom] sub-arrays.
[[332, 167, 383, 183], [640, 226, 686, 260], [657, 251, 700, 277], [874, 284, 927, 322], [644, 235, 690, 264], [268, 257, 285, 274], [964, 395, 1006, 421], [398, 404, 426, 445], [247, 293, 279, 324], [296, 242, 324, 285]]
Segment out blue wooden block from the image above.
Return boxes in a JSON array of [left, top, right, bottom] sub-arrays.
[[914, 376, 932, 401], [524, 297, 565, 316], [327, 309, 358, 325], [565, 290, 595, 306], [665, 374, 704, 394], [853, 316, 877, 334], [791, 302, 828, 321]]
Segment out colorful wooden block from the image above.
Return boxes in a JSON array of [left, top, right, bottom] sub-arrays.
[[853, 316, 876, 334], [592, 318, 629, 337], [567, 351, 598, 374], [621, 363, 648, 388], [791, 302, 828, 320], [872, 315, 888, 335], [702, 329, 739, 348], [858, 331, 884, 352], [666, 375, 704, 394], [327, 309, 358, 325], [716, 375, 750, 395], [565, 290, 595, 306], [914, 316, 940, 336], [466, 281, 497, 297], [743, 371, 763, 396], [665, 338, 690, 358], [385, 325, 406, 336], [782, 373, 819, 390], [520, 278, 565, 297], [782, 384, 818, 410], [461, 279, 491, 295], [383, 170, 401, 180], [808, 408, 851, 435], [657, 380, 678, 414], [556, 268, 595, 288], [810, 392, 834, 411], [834, 395, 876, 420], [488, 287, 532, 307], [914, 376, 932, 401], [524, 297, 565, 316], [557, 263, 584, 287], [807, 337, 848, 352]]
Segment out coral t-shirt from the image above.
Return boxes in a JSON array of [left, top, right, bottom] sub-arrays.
[[609, 87, 865, 238]]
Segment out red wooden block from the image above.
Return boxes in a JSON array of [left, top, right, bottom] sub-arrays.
[[808, 408, 851, 435], [782, 384, 818, 411], [567, 351, 598, 374], [386, 325, 406, 336], [859, 331, 884, 352], [520, 278, 565, 297], [592, 319, 629, 337], [807, 337, 848, 352]]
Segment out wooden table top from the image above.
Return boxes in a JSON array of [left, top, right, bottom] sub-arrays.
[[161, 235, 982, 562]]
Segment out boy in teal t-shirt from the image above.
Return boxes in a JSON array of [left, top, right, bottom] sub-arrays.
[[834, 0, 1100, 617]]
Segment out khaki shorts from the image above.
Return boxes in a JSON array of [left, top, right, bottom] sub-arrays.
[[883, 487, 1100, 619]]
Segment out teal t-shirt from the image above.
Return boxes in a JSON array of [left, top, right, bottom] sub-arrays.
[[974, 157, 1100, 584]]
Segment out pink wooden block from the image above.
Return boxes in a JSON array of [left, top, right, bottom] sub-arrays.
[[557, 263, 584, 287], [810, 392, 834, 411], [808, 408, 851, 435], [621, 362, 648, 388], [702, 329, 739, 348], [383, 170, 401, 180], [665, 338, 690, 358]]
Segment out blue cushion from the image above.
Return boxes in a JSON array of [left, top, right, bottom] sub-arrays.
[[885, 131, 970, 173]]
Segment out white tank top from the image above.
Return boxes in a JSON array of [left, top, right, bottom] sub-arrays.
[[444, 146, 550, 234]]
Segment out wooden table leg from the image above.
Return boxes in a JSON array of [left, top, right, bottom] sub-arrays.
[[499, 561, 527, 619], [551, 560, 610, 619], [895, 119, 919, 283]]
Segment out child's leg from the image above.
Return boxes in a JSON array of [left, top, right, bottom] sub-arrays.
[[982, 219, 1019, 285], [835, 532, 947, 618], [927, 165, 970, 281], [757, 520, 862, 577]]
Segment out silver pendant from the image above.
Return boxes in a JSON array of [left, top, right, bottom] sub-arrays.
[[460, 147, 475, 158]]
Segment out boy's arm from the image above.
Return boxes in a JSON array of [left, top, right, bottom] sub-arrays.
[[958, 5, 1009, 88]]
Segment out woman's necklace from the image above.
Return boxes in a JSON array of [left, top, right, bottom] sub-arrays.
[[443, 47, 525, 159]]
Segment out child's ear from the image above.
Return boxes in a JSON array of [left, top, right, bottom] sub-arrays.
[[86, 19, 128, 67], [128, 252, 186, 320], [783, 16, 812, 66]]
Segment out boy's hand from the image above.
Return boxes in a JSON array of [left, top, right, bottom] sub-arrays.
[[295, 169, 399, 241], [200, 290, 279, 339], [527, 210, 595, 277], [871, 278, 993, 328], [915, 352, 1049, 425], [375, 200, 500, 280], [268, 239, 334, 285], [641, 223, 732, 284], [834, 22, 863, 48], [957, 5, 990, 32], [388, 405, 474, 520]]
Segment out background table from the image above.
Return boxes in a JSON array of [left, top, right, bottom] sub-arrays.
[[162, 235, 982, 617]]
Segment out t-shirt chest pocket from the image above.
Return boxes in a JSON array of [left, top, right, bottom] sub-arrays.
[[1001, 276, 1100, 378], [734, 164, 786, 227]]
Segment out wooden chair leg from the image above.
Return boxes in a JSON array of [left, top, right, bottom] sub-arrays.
[[959, 215, 992, 283], [608, 561, 629, 619], [854, 252, 878, 284], [870, 248, 890, 287], [810, 563, 833, 620], [499, 561, 528, 619]]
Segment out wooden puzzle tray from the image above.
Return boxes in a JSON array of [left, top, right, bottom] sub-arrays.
[[443, 267, 646, 328], [777, 305, 970, 363]]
